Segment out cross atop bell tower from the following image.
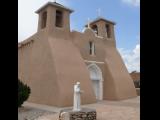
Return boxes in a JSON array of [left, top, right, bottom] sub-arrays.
[[35, 1, 74, 36], [97, 8, 101, 17]]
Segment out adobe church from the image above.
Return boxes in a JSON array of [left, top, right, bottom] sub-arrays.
[[18, 1, 137, 107]]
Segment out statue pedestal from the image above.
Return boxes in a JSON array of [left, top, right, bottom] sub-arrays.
[[59, 108, 96, 120]]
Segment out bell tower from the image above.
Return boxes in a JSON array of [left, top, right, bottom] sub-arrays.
[[35, 1, 74, 36], [88, 17, 116, 40]]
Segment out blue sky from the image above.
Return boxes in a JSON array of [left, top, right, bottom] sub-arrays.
[[67, 0, 140, 50], [18, 0, 140, 72]]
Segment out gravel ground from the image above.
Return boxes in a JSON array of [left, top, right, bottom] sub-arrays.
[[18, 106, 55, 120], [18, 96, 140, 120]]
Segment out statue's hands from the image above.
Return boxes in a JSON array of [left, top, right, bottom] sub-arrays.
[[80, 90, 84, 93]]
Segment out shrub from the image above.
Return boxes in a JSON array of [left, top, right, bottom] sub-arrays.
[[18, 79, 31, 107]]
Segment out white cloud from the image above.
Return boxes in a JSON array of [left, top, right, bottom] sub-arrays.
[[122, 0, 140, 7], [118, 44, 140, 73]]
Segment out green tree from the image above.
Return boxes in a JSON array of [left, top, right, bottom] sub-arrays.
[[18, 79, 31, 107]]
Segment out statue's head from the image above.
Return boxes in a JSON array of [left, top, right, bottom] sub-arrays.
[[76, 82, 80, 85]]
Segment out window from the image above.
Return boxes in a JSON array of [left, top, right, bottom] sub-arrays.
[[41, 11, 47, 29], [89, 41, 95, 55], [55, 10, 63, 27], [91, 25, 98, 35], [106, 24, 111, 38]]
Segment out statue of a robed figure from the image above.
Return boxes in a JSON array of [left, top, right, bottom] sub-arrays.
[[59, 82, 96, 120], [73, 82, 83, 111]]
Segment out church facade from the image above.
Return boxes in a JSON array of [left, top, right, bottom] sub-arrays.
[[18, 2, 137, 107]]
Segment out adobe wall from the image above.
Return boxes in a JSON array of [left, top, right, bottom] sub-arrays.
[[18, 31, 60, 106], [18, 28, 97, 107], [47, 34, 96, 106], [104, 46, 137, 100], [71, 28, 137, 100]]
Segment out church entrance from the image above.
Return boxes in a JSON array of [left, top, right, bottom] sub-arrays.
[[92, 80, 100, 100], [88, 63, 103, 100]]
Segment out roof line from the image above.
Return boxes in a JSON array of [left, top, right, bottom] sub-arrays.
[[85, 17, 116, 27], [35, 2, 74, 13]]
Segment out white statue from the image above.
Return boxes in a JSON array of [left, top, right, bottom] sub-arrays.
[[73, 82, 83, 111]]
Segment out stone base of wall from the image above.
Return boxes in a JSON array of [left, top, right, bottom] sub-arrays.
[[59, 108, 96, 120]]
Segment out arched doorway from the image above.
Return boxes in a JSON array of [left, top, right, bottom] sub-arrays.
[[88, 63, 103, 100]]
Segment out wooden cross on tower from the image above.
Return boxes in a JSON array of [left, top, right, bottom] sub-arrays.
[[87, 18, 91, 28], [97, 8, 101, 17]]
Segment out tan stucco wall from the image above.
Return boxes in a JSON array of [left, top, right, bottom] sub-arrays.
[[104, 46, 137, 99], [47, 36, 96, 106], [71, 28, 137, 100], [18, 31, 60, 106]]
